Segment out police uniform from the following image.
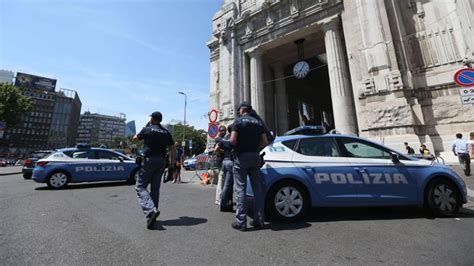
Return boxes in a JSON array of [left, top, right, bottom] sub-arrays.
[[218, 127, 234, 211], [232, 110, 266, 229], [135, 112, 174, 228]]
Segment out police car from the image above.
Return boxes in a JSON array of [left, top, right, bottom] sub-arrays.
[[32, 145, 140, 189], [248, 134, 468, 221]]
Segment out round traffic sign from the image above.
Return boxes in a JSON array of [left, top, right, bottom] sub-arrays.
[[454, 68, 474, 87], [208, 123, 219, 139], [209, 109, 218, 123]]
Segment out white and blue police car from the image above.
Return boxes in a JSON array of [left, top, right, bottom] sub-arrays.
[[32, 145, 140, 189], [248, 134, 468, 221]]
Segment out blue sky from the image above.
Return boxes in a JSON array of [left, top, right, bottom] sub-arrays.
[[0, 0, 223, 130]]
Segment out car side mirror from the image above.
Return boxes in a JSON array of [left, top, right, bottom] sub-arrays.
[[390, 152, 400, 163], [118, 156, 124, 162]]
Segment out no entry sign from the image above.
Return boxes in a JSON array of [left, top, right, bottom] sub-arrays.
[[208, 123, 218, 139], [454, 68, 474, 87], [209, 109, 218, 123]]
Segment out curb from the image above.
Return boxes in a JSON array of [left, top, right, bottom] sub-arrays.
[[0, 172, 22, 176]]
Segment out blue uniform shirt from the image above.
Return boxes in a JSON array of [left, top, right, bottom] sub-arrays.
[[232, 115, 265, 154], [137, 124, 174, 157], [452, 139, 469, 154]]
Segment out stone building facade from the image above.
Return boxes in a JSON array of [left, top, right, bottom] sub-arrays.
[[207, 0, 473, 157]]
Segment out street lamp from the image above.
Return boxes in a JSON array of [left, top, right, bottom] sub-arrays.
[[178, 92, 187, 153]]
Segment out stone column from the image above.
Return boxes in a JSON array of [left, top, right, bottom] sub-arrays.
[[320, 16, 358, 134], [242, 52, 250, 102], [249, 49, 265, 121], [272, 62, 288, 134]]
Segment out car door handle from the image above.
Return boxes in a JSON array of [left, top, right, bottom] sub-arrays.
[[354, 168, 366, 173]]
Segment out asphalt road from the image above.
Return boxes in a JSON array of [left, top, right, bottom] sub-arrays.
[[1, 169, 474, 265]]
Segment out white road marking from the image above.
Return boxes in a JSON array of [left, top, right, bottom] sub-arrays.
[[468, 187, 474, 198]]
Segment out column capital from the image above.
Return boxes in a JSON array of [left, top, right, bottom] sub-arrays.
[[318, 14, 340, 33], [247, 48, 263, 58]]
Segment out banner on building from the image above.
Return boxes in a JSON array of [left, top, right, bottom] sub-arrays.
[[15, 72, 57, 91]]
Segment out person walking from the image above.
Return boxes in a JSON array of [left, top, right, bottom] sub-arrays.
[[216, 124, 234, 212], [452, 133, 471, 176], [133, 111, 176, 229], [404, 142, 415, 155], [214, 125, 227, 205], [223, 101, 268, 231], [173, 142, 184, 183]]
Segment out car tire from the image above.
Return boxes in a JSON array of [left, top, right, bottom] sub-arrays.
[[46, 171, 70, 189], [426, 178, 461, 217], [127, 169, 139, 185], [266, 180, 310, 222], [23, 173, 32, 180]]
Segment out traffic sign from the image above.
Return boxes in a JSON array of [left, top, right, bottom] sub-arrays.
[[454, 68, 474, 87], [459, 87, 474, 97], [461, 95, 474, 105], [209, 109, 218, 123], [208, 123, 219, 139]]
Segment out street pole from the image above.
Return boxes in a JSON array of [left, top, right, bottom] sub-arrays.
[[179, 91, 187, 155]]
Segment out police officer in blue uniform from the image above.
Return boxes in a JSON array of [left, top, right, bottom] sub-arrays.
[[133, 111, 176, 229], [225, 102, 268, 231]]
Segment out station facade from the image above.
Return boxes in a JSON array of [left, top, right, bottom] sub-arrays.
[[207, 0, 473, 157]]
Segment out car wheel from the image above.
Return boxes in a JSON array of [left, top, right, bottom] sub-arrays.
[[266, 180, 309, 222], [127, 169, 139, 185], [23, 173, 32, 179], [46, 171, 70, 189], [426, 178, 461, 217]]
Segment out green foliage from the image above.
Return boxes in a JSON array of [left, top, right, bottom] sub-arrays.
[[0, 83, 32, 127], [166, 123, 206, 156]]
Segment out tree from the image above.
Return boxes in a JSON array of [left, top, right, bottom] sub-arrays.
[[165, 123, 206, 156], [0, 83, 32, 127]]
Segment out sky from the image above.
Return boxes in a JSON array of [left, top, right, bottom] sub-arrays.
[[0, 0, 223, 130]]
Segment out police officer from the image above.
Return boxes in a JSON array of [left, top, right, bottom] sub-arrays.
[[216, 124, 234, 212], [225, 101, 268, 231], [133, 111, 176, 229], [214, 125, 227, 205]]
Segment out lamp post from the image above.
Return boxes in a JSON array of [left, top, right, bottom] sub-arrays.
[[178, 92, 187, 154]]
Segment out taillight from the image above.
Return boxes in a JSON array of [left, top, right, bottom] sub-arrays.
[[36, 161, 48, 167], [24, 159, 32, 167]]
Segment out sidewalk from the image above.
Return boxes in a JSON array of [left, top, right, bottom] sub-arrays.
[[0, 166, 22, 176]]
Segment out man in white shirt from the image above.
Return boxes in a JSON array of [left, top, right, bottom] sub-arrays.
[[452, 133, 471, 176]]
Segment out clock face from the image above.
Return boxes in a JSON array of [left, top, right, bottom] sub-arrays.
[[293, 61, 310, 79]]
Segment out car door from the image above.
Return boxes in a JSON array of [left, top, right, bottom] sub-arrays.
[[292, 137, 358, 204], [96, 150, 129, 180], [337, 137, 419, 203], [68, 149, 100, 181]]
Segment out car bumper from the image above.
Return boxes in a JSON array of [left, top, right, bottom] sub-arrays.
[[32, 168, 48, 183], [22, 167, 33, 174]]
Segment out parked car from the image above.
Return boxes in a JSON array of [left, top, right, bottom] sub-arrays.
[[246, 134, 467, 222], [22, 150, 54, 179], [32, 146, 139, 189], [0, 158, 6, 167], [6, 158, 16, 165], [183, 157, 197, 170]]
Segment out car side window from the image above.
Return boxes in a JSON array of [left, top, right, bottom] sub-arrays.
[[281, 140, 298, 151], [296, 137, 341, 157], [340, 138, 391, 159], [71, 150, 97, 159], [97, 150, 119, 160]]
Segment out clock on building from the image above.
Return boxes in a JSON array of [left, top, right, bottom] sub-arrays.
[[293, 60, 310, 79]]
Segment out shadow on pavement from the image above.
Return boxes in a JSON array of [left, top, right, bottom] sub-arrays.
[[269, 222, 312, 231], [304, 206, 474, 222], [158, 216, 208, 227], [35, 181, 128, 190]]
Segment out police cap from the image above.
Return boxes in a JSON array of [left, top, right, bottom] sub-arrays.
[[150, 111, 162, 122]]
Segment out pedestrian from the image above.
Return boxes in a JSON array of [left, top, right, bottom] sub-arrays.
[[173, 142, 184, 183], [452, 133, 471, 176], [223, 101, 268, 231], [214, 125, 227, 205], [404, 142, 415, 154], [419, 144, 430, 155], [216, 124, 234, 212], [133, 111, 176, 229]]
